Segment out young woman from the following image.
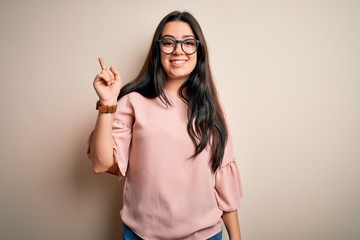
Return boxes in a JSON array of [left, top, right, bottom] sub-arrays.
[[88, 11, 243, 240]]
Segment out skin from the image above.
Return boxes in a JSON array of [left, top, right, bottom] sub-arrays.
[[223, 210, 242, 240], [89, 21, 241, 240], [160, 21, 197, 96], [90, 57, 121, 174]]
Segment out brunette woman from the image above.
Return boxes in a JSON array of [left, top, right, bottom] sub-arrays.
[[88, 11, 243, 240]]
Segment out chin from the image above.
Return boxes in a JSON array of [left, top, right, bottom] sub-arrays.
[[168, 74, 190, 81]]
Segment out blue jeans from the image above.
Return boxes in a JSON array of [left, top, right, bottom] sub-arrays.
[[208, 230, 222, 240], [122, 224, 142, 240], [123, 224, 222, 240]]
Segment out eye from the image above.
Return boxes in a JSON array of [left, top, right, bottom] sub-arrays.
[[161, 38, 175, 46], [184, 39, 196, 46]]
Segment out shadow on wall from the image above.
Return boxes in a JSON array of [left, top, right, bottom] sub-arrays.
[[106, 177, 125, 240], [71, 126, 125, 239], [106, 179, 125, 240]]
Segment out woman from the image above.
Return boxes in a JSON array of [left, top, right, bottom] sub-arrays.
[[88, 11, 242, 240]]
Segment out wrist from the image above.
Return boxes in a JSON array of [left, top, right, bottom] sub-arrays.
[[96, 100, 117, 114]]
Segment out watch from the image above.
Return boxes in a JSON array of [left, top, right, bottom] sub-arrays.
[[96, 100, 117, 113]]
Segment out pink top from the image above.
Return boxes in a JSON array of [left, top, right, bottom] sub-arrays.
[[89, 92, 242, 239]]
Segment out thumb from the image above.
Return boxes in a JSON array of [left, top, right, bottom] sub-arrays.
[[110, 66, 121, 80]]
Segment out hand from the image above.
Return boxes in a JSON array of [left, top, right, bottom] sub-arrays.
[[93, 57, 122, 104]]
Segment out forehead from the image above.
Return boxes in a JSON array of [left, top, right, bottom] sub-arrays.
[[161, 21, 195, 38]]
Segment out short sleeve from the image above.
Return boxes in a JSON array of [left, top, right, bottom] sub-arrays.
[[214, 134, 243, 212], [112, 94, 135, 177], [87, 94, 134, 177]]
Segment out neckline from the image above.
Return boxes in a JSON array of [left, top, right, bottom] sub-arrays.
[[163, 90, 187, 106]]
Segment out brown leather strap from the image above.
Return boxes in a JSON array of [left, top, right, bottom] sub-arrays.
[[96, 101, 117, 113]]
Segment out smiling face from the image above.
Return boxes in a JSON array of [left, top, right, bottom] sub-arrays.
[[160, 21, 198, 88]]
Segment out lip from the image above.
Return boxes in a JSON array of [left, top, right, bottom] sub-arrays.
[[169, 59, 187, 67], [170, 59, 187, 62]]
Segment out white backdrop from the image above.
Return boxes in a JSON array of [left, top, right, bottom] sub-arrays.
[[0, 0, 359, 239]]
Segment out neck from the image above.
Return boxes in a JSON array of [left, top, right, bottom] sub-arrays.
[[164, 77, 187, 97]]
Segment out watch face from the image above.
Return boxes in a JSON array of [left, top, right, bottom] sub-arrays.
[[96, 101, 102, 110]]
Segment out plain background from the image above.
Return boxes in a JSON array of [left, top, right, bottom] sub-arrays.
[[1, 0, 359, 239]]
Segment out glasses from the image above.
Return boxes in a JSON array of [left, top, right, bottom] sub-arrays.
[[158, 37, 200, 55]]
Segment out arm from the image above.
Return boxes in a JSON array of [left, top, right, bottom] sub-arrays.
[[89, 57, 122, 173], [222, 210, 241, 240], [89, 108, 117, 173]]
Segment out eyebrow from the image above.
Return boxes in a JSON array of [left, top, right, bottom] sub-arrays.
[[161, 34, 196, 39]]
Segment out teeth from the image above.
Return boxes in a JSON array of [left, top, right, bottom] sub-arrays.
[[171, 60, 186, 64]]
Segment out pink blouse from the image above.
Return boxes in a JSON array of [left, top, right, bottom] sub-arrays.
[[89, 92, 242, 239]]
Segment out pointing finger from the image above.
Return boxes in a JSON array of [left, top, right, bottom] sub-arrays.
[[98, 57, 107, 70]]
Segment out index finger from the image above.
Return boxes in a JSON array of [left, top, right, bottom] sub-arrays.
[[98, 57, 107, 70]]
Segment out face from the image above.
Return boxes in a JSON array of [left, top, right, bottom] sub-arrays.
[[160, 21, 197, 84]]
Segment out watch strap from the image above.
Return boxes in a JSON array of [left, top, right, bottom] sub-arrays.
[[96, 101, 117, 113]]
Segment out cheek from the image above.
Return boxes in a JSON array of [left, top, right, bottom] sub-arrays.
[[190, 56, 197, 69], [160, 54, 169, 68]]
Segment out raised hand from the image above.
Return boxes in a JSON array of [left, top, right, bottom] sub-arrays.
[[93, 57, 122, 104]]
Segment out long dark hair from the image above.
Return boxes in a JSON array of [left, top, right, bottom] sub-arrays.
[[118, 11, 228, 172]]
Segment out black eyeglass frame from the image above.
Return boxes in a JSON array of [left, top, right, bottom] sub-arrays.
[[157, 38, 201, 55]]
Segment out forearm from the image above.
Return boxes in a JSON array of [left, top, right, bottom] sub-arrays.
[[90, 110, 116, 173], [222, 210, 241, 240], [89, 57, 122, 174]]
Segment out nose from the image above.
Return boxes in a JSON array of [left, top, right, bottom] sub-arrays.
[[173, 41, 185, 55]]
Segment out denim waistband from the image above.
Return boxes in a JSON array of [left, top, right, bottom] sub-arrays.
[[122, 224, 222, 240]]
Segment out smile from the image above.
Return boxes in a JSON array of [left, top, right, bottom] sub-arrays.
[[170, 60, 187, 66]]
